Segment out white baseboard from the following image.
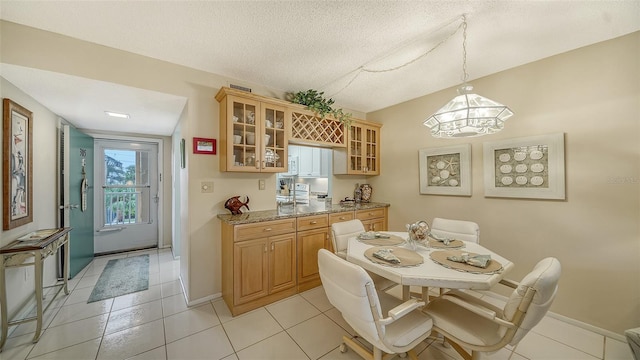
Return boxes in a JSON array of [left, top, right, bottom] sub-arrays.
[[178, 275, 222, 307]]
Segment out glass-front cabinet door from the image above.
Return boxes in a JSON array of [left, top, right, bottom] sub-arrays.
[[347, 122, 380, 175], [217, 87, 289, 173], [261, 103, 288, 173]]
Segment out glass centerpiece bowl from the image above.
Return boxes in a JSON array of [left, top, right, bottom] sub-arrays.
[[406, 220, 430, 250]]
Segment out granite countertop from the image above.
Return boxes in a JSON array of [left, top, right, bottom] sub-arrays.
[[217, 202, 390, 225]]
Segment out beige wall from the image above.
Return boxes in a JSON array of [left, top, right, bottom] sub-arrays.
[[0, 78, 60, 318], [366, 32, 640, 334]]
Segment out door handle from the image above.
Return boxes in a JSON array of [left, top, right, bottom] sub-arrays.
[[61, 204, 79, 209]]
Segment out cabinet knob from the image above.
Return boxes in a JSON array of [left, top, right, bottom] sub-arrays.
[[264, 245, 267, 253], [339, 216, 345, 220], [271, 244, 274, 251], [264, 228, 272, 231], [310, 221, 317, 225]]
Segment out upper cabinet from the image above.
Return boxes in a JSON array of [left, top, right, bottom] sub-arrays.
[[333, 120, 381, 175], [217, 88, 289, 173]]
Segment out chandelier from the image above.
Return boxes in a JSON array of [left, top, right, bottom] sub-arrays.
[[423, 16, 513, 138]]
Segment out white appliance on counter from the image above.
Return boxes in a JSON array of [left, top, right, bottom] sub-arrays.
[[276, 182, 310, 205]]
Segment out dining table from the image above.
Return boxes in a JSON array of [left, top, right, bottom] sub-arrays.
[[346, 231, 515, 302]]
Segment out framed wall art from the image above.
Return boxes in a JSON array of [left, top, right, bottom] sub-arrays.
[[193, 137, 216, 155], [483, 133, 565, 200], [419, 144, 471, 196], [3, 98, 34, 230]]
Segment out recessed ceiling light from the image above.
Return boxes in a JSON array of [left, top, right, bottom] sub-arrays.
[[105, 111, 130, 119]]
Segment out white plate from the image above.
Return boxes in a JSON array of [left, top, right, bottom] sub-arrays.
[[501, 176, 513, 185], [515, 164, 528, 173], [499, 153, 511, 162], [500, 164, 512, 174], [531, 163, 545, 173], [516, 176, 528, 185], [530, 150, 544, 160], [514, 152, 527, 161], [531, 176, 544, 186]]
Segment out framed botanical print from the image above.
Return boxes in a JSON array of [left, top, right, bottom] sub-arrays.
[[419, 144, 471, 196], [3, 98, 34, 229]]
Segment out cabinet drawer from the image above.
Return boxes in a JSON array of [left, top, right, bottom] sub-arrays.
[[329, 211, 354, 226], [296, 214, 329, 232], [235, 219, 296, 242], [356, 208, 386, 221]]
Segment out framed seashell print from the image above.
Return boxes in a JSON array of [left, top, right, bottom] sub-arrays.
[[419, 144, 471, 196], [483, 133, 565, 199]]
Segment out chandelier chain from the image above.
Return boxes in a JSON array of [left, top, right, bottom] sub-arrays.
[[327, 15, 467, 98], [461, 14, 469, 83]]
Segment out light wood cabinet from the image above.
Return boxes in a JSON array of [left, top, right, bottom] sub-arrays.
[[333, 120, 381, 175], [356, 207, 388, 232], [296, 214, 330, 292], [216, 87, 290, 173], [222, 218, 296, 316]]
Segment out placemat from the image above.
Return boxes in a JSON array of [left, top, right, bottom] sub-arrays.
[[364, 246, 424, 267], [430, 250, 503, 274], [358, 234, 405, 246], [427, 238, 465, 249]]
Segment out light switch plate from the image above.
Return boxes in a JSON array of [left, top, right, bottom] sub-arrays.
[[201, 181, 214, 193], [259, 179, 265, 190]]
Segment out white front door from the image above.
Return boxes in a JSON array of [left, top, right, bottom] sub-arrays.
[[94, 140, 159, 254]]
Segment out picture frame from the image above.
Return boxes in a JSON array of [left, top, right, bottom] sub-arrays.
[[483, 133, 565, 200], [419, 144, 471, 196], [193, 137, 216, 155], [3, 98, 34, 230]]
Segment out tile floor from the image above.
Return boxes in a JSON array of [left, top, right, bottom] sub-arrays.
[[1, 248, 634, 360]]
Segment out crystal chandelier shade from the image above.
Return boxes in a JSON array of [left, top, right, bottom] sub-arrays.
[[423, 16, 513, 138], [423, 85, 514, 138]]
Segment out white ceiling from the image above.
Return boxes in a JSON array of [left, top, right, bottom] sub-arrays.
[[1, 1, 639, 136]]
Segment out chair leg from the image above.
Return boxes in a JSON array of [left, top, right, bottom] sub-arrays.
[[373, 347, 383, 360], [342, 335, 374, 360]]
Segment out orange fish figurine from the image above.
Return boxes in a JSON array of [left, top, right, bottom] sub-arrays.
[[224, 195, 250, 215]]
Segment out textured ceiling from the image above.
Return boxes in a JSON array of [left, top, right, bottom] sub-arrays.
[[0, 1, 638, 135]]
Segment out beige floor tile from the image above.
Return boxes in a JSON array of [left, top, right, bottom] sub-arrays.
[[236, 331, 309, 360], [299, 286, 333, 312], [125, 345, 167, 360], [75, 274, 101, 290], [9, 303, 60, 339], [533, 316, 604, 358], [59, 286, 93, 306], [49, 298, 113, 327], [266, 295, 320, 329], [29, 338, 101, 359], [105, 299, 163, 335], [161, 293, 189, 317], [163, 302, 220, 343], [416, 343, 460, 360], [212, 298, 234, 324], [2, 332, 35, 360], [605, 337, 634, 360], [97, 319, 165, 360], [516, 331, 600, 359], [223, 308, 283, 351], [111, 284, 162, 311], [29, 314, 108, 358], [323, 307, 356, 335], [221, 354, 239, 360], [166, 325, 234, 360], [83, 263, 107, 277], [160, 280, 183, 298], [287, 314, 350, 360], [148, 272, 161, 286], [318, 345, 368, 360]]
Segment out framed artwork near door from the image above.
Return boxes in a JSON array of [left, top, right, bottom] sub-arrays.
[[3, 98, 33, 230]]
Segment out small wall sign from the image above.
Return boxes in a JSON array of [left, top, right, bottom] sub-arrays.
[[193, 137, 216, 155]]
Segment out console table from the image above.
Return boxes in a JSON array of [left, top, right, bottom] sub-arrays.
[[0, 227, 72, 351]]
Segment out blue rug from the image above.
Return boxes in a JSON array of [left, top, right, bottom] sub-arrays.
[[88, 254, 149, 303]]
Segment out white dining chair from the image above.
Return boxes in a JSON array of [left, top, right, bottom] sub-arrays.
[[318, 249, 433, 360], [330, 219, 397, 291], [431, 217, 480, 243], [423, 257, 561, 360]]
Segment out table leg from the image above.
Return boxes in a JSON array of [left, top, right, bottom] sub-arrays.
[[402, 285, 410, 301], [63, 235, 70, 295], [422, 287, 430, 303], [32, 252, 43, 343], [0, 256, 8, 351]]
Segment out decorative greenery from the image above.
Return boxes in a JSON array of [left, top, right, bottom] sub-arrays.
[[289, 89, 352, 127]]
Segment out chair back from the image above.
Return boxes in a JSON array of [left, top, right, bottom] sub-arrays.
[[318, 249, 383, 344], [503, 257, 561, 345], [431, 217, 480, 243], [331, 219, 365, 258]]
